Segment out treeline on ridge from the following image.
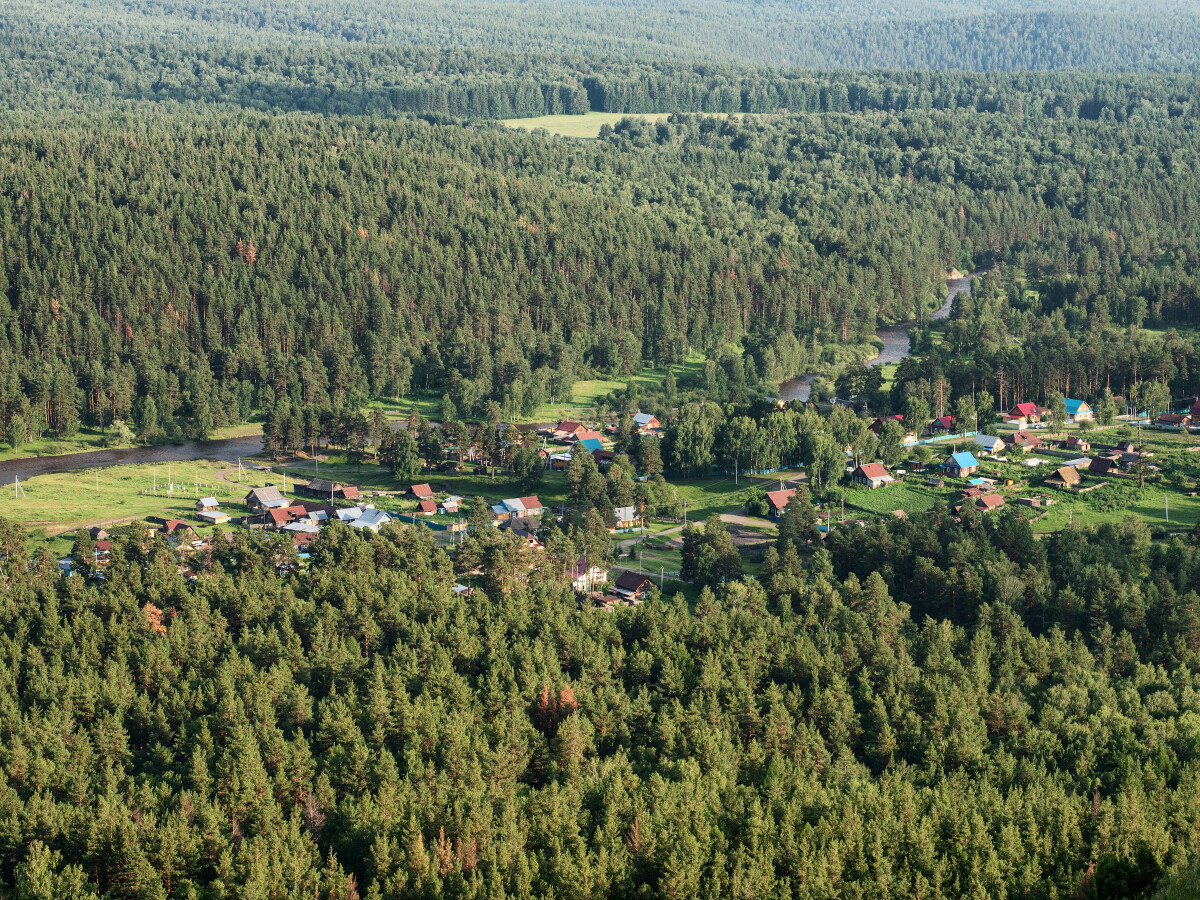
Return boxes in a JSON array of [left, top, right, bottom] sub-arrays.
[[5, 35, 1200, 120]]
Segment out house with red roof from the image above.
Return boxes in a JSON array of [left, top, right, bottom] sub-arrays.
[[1003, 403, 1043, 426], [868, 414, 904, 435], [851, 463, 894, 489], [925, 415, 954, 436], [408, 484, 435, 501], [765, 488, 797, 519]]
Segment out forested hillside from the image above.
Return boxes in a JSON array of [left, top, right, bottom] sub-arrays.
[[5, 0, 1200, 71], [4, 89, 1200, 442], [0, 512, 1195, 898]]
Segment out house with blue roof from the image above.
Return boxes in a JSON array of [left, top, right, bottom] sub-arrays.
[[941, 451, 980, 478], [1064, 399, 1093, 423], [577, 437, 605, 453]]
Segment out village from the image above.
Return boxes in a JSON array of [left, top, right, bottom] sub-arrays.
[[18, 395, 1200, 604]]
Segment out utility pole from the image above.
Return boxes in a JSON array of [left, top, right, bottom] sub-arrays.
[[1138, 418, 1145, 489]]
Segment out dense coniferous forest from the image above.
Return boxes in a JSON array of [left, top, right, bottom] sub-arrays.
[[5, 0, 1200, 896], [0, 513, 1198, 898], [6, 0, 1200, 71], [4, 92, 1200, 440]]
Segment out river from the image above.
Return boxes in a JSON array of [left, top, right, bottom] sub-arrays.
[[0, 437, 266, 487], [778, 270, 982, 402], [0, 272, 980, 486]]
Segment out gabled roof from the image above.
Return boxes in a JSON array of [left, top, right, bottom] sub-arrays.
[[519, 496, 544, 510], [929, 415, 953, 430], [766, 488, 797, 512], [1051, 466, 1081, 485], [1064, 398, 1090, 414], [246, 485, 286, 507], [502, 498, 525, 513], [410, 484, 435, 500], [945, 451, 979, 468], [632, 412, 658, 426], [615, 571, 654, 592], [855, 463, 889, 479], [198, 496, 218, 507], [978, 494, 1005, 510], [163, 519, 194, 534], [557, 420, 585, 434], [307, 477, 338, 495], [578, 438, 605, 452], [974, 434, 1003, 447], [1009, 402, 1041, 418], [267, 506, 308, 527], [418, 500, 438, 514], [349, 509, 391, 529], [575, 429, 604, 443], [337, 507, 363, 521], [614, 506, 637, 521], [1007, 430, 1042, 446]]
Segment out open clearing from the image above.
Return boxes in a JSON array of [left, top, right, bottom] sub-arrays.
[[504, 112, 761, 140]]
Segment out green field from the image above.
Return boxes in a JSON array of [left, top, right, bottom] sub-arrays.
[[1, 459, 285, 555], [1031, 483, 1197, 533], [504, 112, 670, 138]]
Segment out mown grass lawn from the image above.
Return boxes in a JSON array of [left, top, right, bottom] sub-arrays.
[[3, 459, 282, 544]]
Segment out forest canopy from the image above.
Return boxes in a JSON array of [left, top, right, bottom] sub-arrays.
[[0, 510, 1196, 898], [4, 87, 1200, 441]]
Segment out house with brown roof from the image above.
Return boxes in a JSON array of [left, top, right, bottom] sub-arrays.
[[408, 484, 436, 501], [1155, 413, 1191, 430], [1089, 457, 1116, 476], [417, 499, 438, 515], [851, 463, 894, 489], [1062, 435, 1091, 453], [765, 488, 797, 519], [611, 571, 655, 602], [265, 505, 311, 529], [301, 478, 361, 501], [555, 420, 588, 441], [957, 494, 1005, 514], [573, 429, 604, 444], [1004, 431, 1043, 452], [161, 520, 199, 542], [1046, 466, 1082, 488]]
